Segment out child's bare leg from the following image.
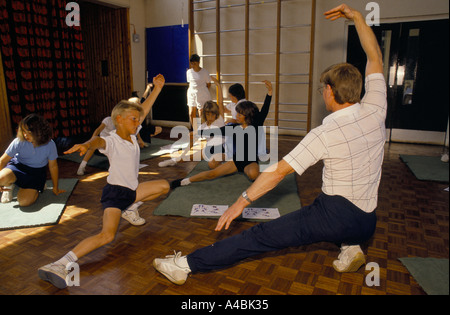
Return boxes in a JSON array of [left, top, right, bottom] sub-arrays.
[[38, 208, 122, 289], [16, 188, 39, 207], [170, 159, 237, 189], [135, 179, 170, 202], [83, 148, 95, 163], [72, 207, 122, 259], [77, 148, 95, 175], [188, 161, 237, 183], [121, 180, 170, 226], [189, 107, 197, 129], [159, 133, 200, 167], [0, 169, 16, 203], [207, 153, 226, 170], [243, 162, 260, 181], [0, 168, 16, 187]]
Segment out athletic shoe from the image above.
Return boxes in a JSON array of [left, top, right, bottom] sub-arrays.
[[122, 202, 145, 226], [38, 263, 69, 289], [332, 245, 366, 273], [153, 251, 191, 285]]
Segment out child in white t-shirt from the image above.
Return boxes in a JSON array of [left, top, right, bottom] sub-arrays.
[[75, 116, 114, 175], [187, 54, 211, 129], [38, 74, 169, 290], [76, 113, 147, 176], [159, 76, 225, 169]]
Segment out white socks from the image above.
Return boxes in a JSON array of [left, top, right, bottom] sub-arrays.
[[56, 251, 78, 267], [158, 159, 178, 168], [181, 178, 191, 186], [77, 161, 87, 175], [125, 201, 143, 212], [1, 185, 14, 203]]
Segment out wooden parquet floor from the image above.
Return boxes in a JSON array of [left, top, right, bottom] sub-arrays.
[[0, 129, 448, 295]]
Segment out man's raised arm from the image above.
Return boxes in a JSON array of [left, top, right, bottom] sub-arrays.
[[325, 4, 383, 75]]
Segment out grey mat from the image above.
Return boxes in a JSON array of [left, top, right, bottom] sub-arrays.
[[153, 161, 301, 222], [0, 178, 78, 231]]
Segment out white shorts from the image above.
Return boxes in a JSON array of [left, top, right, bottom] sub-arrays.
[[187, 88, 211, 110]]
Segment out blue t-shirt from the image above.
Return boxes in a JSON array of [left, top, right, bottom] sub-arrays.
[[5, 138, 58, 168]]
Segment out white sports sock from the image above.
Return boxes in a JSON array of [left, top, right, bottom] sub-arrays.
[[126, 201, 143, 212], [181, 178, 191, 186], [158, 159, 177, 168], [56, 251, 78, 267], [77, 161, 87, 175]]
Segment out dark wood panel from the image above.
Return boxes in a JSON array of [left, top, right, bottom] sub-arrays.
[[0, 44, 13, 152], [80, 2, 132, 127]]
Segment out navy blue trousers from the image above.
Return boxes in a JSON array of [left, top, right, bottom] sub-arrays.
[[187, 193, 377, 273]]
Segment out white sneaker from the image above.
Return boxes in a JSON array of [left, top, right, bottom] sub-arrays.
[[158, 159, 177, 168], [122, 202, 145, 226], [38, 263, 69, 289], [153, 251, 191, 285], [1, 185, 14, 203], [332, 245, 366, 273]]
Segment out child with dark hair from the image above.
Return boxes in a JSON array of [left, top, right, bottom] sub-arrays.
[[171, 80, 272, 188], [225, 83, 247, 124], [187, 54, 212, 129], [159, 76, 226, 169], [0, 114, 65, 206]]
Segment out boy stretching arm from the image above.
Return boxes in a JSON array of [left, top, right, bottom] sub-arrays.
[[38, 75, 169, 289]]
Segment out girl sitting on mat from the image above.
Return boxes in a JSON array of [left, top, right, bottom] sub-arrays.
[[158, 75, 226, 169], [0, 114, 66, 206], [171, 80, 272, 189]]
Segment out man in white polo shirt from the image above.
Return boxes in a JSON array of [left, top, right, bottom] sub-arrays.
[[153, 3, 387, 285]]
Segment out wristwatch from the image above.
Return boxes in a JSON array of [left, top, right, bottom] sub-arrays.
[[242, 191, 253, 204]]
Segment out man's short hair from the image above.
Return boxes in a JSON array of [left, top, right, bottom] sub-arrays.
[[320, 63, 363, 104]]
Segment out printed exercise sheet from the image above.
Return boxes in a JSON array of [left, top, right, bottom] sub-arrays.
[[242, 207, 280, 220], [191, 204, 228, 216], [191, 204, 280, 220]]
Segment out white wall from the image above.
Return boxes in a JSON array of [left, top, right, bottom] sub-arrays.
[[312, 0, 449, 128], [145, 0, 188, 27], [92, 0, 449, 138]]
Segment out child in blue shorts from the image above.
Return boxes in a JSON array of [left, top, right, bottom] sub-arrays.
[[0, 114, 65, 206], [38, 74, 170, 289]]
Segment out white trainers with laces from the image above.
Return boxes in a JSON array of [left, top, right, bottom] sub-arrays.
[[332, 245, 366, 273], [122, 202, 145, 226], [153, 251, 191, 285], [38, 263, 69, 289]]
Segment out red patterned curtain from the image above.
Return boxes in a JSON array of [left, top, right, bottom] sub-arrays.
[[0, 0, 89, 138]]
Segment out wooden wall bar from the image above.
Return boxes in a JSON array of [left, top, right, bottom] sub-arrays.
[[0, 51, 13, 152], [190, 0, 314, 136], [307, 0, 316, 132], [80, 2, 132, 127]]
